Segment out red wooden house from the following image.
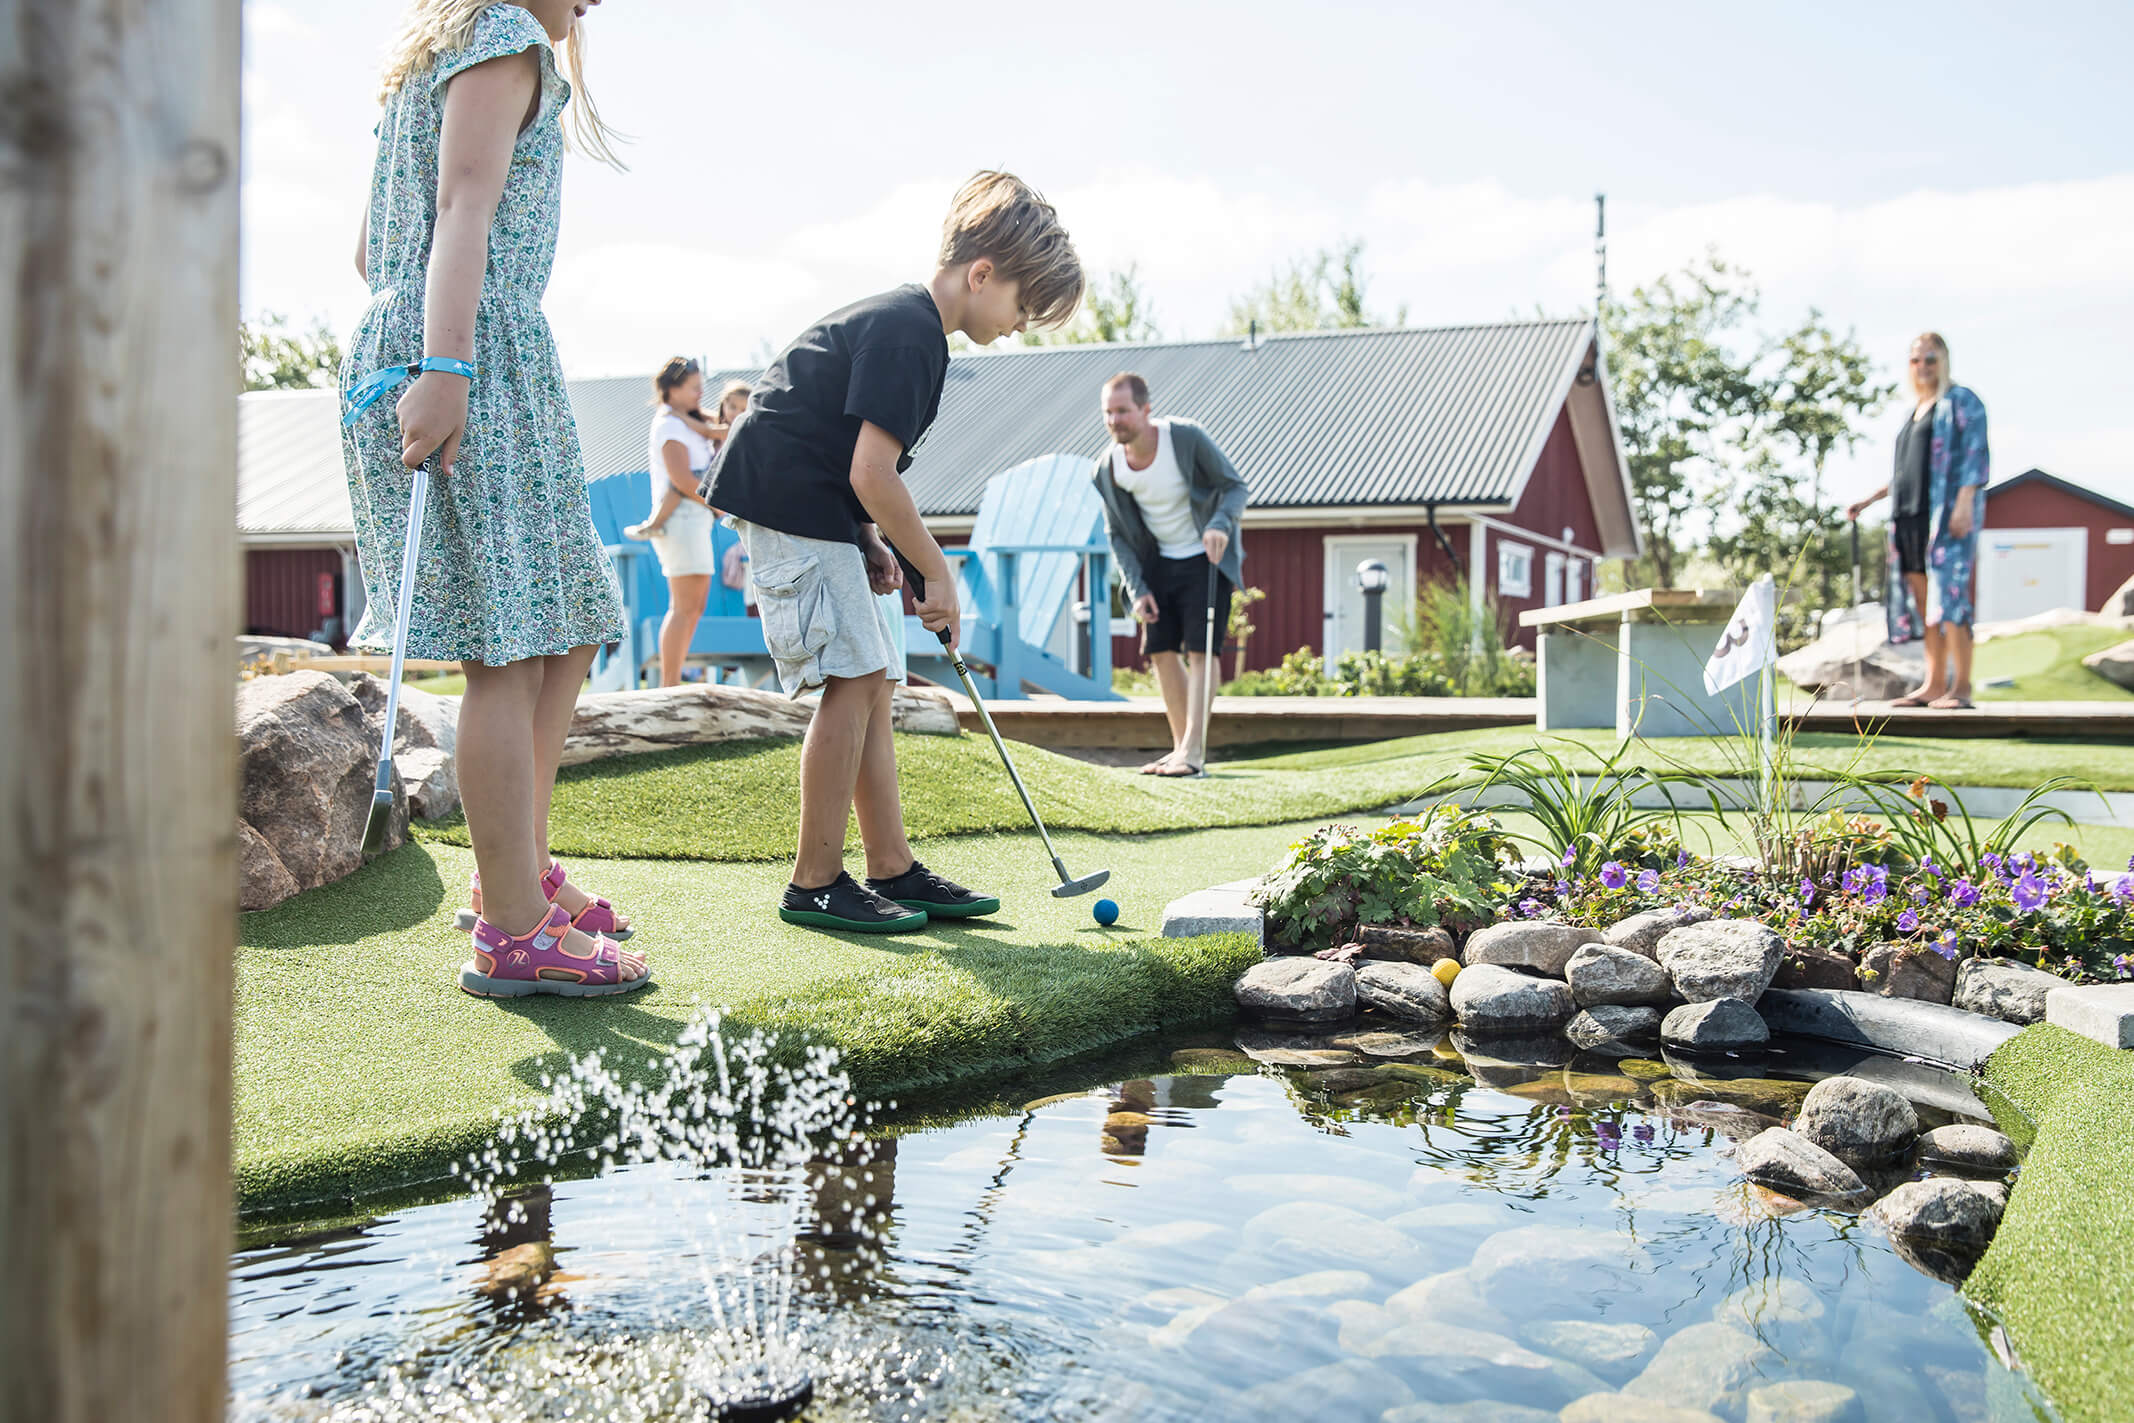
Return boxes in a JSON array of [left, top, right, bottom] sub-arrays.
[[1976, 468, 2134, 622]]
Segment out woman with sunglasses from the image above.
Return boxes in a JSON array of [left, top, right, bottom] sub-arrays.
[[1846, 332, 1990, 709]]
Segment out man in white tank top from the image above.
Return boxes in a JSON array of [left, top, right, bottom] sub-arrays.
[[1094, 372, 1248, 776]]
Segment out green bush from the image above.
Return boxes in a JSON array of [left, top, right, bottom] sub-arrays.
[[1400, 578, 1531, 696], [1329, 650, 1455, 697], [1251, 804, 1514, 950]]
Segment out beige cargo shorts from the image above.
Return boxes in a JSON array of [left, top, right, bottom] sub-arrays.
[[731, 519, 904, 697]]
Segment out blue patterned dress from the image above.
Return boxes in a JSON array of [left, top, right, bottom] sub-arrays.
[[1886, 384, 1990, 640], [339, 5, 623, 666]]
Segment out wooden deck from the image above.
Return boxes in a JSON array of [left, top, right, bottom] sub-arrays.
[[938, 693, 2134, 751]]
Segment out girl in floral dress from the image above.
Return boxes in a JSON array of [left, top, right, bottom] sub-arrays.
[[340, 0, 649, 996]]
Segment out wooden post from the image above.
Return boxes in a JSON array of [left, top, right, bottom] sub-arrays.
[[0, 4, 241, 1421]]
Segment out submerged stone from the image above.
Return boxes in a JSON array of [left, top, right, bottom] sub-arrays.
[[1744, 1379, 1863, 1423], [1736, 1128, 1871, 1205], [1622, 1320, 1783, 1417], [1237, 1358, 1412, 1419], [1519, 1318, 1658, 1379]]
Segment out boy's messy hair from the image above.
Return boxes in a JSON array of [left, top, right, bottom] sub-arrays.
[[938, 172, 1084, 330]]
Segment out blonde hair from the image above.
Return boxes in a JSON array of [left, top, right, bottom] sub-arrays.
[[716, 379, 752, 418], [1912, 331, 1952, 399], [938, 171, 1085, 330], [379, 1, 626, 169]]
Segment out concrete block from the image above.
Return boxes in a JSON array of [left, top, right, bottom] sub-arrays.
[[1162, 879, 1264, 945], [2045, 983, 2134, 1049]]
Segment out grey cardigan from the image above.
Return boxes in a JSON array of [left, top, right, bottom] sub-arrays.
[[1091, 418, 1248, 602]]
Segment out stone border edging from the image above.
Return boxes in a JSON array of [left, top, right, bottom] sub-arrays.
[[1161, 879, 1264, 946], [1758, 987, 2021, 1072]]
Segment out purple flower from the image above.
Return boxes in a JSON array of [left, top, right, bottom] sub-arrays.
[[1981, 852, 2003, 874], [1861, 865, 1890, 906], [1631, 1123, 1655, 1143], [1921, 855, 1940, 877], [2126, 853, 2134, 871], [1798, 878, 1816, 906], [2115, 954, 2132, 980], [1562, 847, 1578, 869], [2013, 870, 2048, 914], [1841, 867, 1864, 896], [1677, 848, 1690, 869], [1519, 898, 1542, 918], [1896, 909, 1919, 933], [1933, 931, 1959, 961], [1637, 869, 1660, 894], [1595, 1121, 1623, 1150], [1950, 878, 1980, 908], [1673, 901, 1697, 920], [1554, 878, 1572, 897], [1600, 861, 1628, 890], [2112, 874, 2134, 906], [2013, 851, 2035, 871]]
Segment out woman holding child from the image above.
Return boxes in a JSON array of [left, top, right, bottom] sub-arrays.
[[631, 359, 748, 686]]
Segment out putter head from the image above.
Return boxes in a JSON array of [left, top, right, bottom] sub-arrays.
[[1052, 868, 1111, 898], [361, 788, 396, 854]]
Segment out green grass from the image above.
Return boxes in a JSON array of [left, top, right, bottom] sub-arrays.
[[236, 820, 1306, 1214], [1970, 1025, 2134, 1423], [1972, 625, 2134, 703]]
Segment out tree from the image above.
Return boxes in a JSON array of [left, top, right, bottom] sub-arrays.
[[240, 312, 342, 391], [1023, 264, 1160, 346], [1222, 239, 1406, 336]]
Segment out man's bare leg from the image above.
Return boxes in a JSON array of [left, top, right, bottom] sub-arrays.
[[1142, 650, 1190, 772]]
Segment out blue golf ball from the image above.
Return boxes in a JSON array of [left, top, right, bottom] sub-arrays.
[[1092, 898, 1120, 926]]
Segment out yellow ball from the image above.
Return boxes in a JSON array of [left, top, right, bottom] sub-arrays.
[[1430, 958, 1462, 989]]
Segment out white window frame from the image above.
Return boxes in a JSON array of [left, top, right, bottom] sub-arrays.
[[1543, 551, 1565, 607], [1497, 540, 1534, 599], [1566, 557, 1586, 605]]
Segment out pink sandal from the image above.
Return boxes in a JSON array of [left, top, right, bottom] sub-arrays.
[[455, 860, 633, 940], [460, 903, 650, 998]]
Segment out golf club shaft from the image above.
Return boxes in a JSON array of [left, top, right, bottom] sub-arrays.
[[1200, 562, 1219, 772], [369, 458, 431, 824]]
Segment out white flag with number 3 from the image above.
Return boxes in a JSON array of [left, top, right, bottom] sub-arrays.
[[1703, 575, 1777, 694]]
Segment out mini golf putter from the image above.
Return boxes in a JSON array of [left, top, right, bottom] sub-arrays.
[[894, 547, 1111, 898], [362, 453, 435, 854]]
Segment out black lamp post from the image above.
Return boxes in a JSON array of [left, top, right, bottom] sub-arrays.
[[1357, 559, 1390, 654]]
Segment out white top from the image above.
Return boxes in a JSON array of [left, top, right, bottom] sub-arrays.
[[647, 405, 714, 512], [1109, 419, 1202, 559]]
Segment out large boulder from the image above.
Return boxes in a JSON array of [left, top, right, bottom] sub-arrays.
[[1567, 943, 1675, 1007], [1604, 905, 1712, 961], [1792, 1076, 1918, 1166], [1735, 1128, 1871, 1205], [1914, 1124, 2018, 1176], [1462, 921, 1602, 976], [1621, 1321, 1783, 1419], [1771, 944, 1860, 992], [1354, 961, 1452, 1024], [237, 671, 404, 898], [1661, 999, 1769, 1053], [1777, 612, 1924, 701], [1860, 942, 1956, 1004], [1565, 1005, 1662, 1053], [2102, 570, 2134, 619], [349, 672, 459, 754], [560, 682, 956, 766], [1467, 1225, 1652, 1317], [1656, 920, 1784, 1003], [1865, 1178, 2002, 1248], [2084, 638, 2134, 691], [1953, 957, 2064, 1024], [238, 819, 300, 912], [1450, 964, 1576, 1035], [1235, 958, 1355, 1023], [397, 745, 459, 821], [1357, 923, 1457, 965]]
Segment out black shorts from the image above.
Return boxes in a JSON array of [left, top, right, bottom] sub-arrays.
[[1892, 515, 1930, 576], [1140, 554, 1234, 658]]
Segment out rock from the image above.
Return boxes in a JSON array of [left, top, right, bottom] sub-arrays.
[[1355, 961, 1454, 1024], [1461, 921, 1602, 976], [1860, 942, 1956, 1004], [348, 671, 459, 754], [559, 682, 957, 767], [1565, 1005, 1662, 1052], [1234, 1027, 1363, 1067], [237, 819, 301, 912], [1661, 999, 1770, 1052], [237, 633, 336, 671], [237, 670, 404, 892], [1618, 1058, 1671, 1080], [397, 745, 459, 820], [2081, 636, 2134, 690], [1566, 943, 1675, 1007], [1792, 1076, 1919, 1166], [1239, 1202, 1434, 1281], [1776, 617, 1924, 700], [1227, 1174, 1410, 1218], [1451, 964, 1576, 1034], [1353, 1321, 1605, 1407], [1358, 922, 1458, 964], [1383, 1403, 1557, 1423], [1561, 1071, 1644, 1104], [2103, 572, 2134, 619], [1561, 1396, 1725, 1423], [1964, 1179, 2010, 1211], [1866, 1178, 2003, 1247], [1452, 1029, 1572, 1072], [1745, 1380, 1862, 1423], [1661, 1102, 1786, 1143], [1467, 1226, 1651, 1317], [1646, 1073, 1809, 1118], [1622, 1321, 1782, 1418], [1237, 1360, 1412, 1421], [1383, 1269, 1509, 1332], [1604, 905, 1712, 960], [1914, 1124, 2018, 1175], [1953, 957, 2064, 1024], [1326, 1026, 1444, 1058], [1168, 1047, 1255, 1073], [1735, 1128, 1871, 1204], [1518, 1319, 1657, 1379], [1656, 919, 1783, 1003], [1235, 958, 1356, 1023], [1771, 944, 1860, 992], [1712, 1276, 1825, 1330]]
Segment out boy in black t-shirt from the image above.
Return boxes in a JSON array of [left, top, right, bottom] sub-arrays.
[[705, 172, 1084, 933]]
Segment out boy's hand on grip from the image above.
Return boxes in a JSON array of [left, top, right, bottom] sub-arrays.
[[397, 370, 469, 475], [861, 535, 904, 597], [914, 578, 960, 652]]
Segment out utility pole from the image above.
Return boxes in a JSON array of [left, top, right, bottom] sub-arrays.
[[1, 4, 241, 1421]]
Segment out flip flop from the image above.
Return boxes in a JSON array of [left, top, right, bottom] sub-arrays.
[[1150, 762, 1204, 778], [460, 904, 650, 998], [1889, 693, 1936, 708], [1928, 696, 1975, 710], [456, 860, 633, 939]]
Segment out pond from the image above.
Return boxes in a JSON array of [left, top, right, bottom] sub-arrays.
[[229, 1023, 2051, 1422]]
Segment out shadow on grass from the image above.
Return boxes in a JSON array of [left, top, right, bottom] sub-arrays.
[[242, 840, 447, 947]]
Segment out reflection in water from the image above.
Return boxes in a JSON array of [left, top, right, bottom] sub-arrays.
[[228, 1027, 2047, 1422]]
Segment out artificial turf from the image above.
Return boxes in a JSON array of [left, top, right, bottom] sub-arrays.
[[1972, 625, 2134, 703], [1970, 1025, 2134, 1423]]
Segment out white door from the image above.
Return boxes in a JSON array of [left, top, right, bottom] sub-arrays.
[[1976, 528, 2088, 624], [1544, 552, 1565, 607], [1323, 534, 1417, 659]]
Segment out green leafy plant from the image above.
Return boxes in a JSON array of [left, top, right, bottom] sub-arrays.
[[1329, 649, 1455, 697], [1838, 774, 2089, 879], [1467, 738, 1691, 875], [1398, 578, 1529, 696], [1251, 803, 1511, 950]]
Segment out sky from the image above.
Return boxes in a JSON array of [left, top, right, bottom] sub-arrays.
[[242, 0, 2134, 509]]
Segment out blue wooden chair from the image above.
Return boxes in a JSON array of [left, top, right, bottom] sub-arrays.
[[905, 453, 1120, 700]]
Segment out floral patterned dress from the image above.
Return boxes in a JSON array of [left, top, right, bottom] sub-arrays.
[[1886, 384, 1990, 641], [339, 5, 623, 666]]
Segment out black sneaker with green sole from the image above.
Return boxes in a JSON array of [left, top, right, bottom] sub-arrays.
[[865, 861, 1001, 919], [779, 872, 928, 933]]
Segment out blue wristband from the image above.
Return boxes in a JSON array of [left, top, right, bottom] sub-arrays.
[[341, 357, 477, 426]]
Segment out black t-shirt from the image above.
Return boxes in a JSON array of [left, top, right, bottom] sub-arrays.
[[704, 284, 950, 545], [1892, 409, 1933, 519]]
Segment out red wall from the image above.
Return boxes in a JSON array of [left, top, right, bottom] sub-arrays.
[[245, 547, 345, 644], [1982, 479, 2134, 613]]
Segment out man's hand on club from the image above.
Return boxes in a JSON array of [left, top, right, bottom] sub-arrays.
[[1202, 527, 1229, 563], [1132, 593, 1159, 625]]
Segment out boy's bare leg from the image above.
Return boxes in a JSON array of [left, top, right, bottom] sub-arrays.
[[852, 675, 917, 879], [795, 673, 879, 889], [1143, 650, 1189, 770]]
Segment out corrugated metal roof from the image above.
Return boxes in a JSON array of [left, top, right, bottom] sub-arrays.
[[238, 319, 1604, 539]]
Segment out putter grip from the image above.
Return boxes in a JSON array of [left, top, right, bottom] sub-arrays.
[[891, 546, 954, 648]]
